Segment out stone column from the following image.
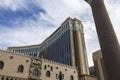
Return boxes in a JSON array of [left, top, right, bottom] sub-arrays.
[[85, 0, 120, 80], [73, 28, 83, 77], [70, 27, 76, 66], [73, 27, 89, 79]]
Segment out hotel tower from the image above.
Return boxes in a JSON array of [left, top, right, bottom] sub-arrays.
[[8, 17, 90, 77]]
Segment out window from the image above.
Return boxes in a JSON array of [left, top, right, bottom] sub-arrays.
[[56, 67, 59, 69], [74, 71, 76, 73], [44, 65, 46, 70], [6, 78, 9, 80], [0, 61, 4, 69], [26, 60, 29, 63], [51, 67, 53, 71], [70, 75, 74, 80], [33, 68, 40, 77], [1, 77, 4, 80], [46, 71, 50, 77], [10, 56, 13, 59], [18, 65, 24, 73]]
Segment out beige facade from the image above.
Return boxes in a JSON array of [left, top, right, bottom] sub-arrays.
[[0, 50, 79, 80], [40, 59, 78, 80], [0, 49, 97, 80], [0, 50, 31, 80], [93, 50, 107, 80]]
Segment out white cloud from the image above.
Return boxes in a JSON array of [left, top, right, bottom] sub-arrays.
[[0, 0, 120, 67], [0, 0, 28, 11], [0, 21, 56, 47]]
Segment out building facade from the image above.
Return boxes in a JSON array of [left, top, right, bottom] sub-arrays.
[[93, 50, 107, 80], [0, 49, 79, 80], [7, 17, 90, 78], [0, 50, 31, 80]]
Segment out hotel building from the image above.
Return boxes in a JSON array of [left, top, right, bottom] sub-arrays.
[[7, 17, 90, 78]]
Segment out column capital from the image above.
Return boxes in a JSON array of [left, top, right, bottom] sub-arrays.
[[85, 0, 94, 5]]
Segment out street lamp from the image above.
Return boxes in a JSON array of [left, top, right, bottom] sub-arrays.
[[56, 71, 64, 80]]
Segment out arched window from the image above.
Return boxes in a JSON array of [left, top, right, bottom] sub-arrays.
[[0, 61, 4, 69], [44, 65, 46, 70], [46, 71, 50, 77], [1, 77, 4, 80], [33, 68, 40, 77], [18, 65, 24, 72], [51, 66, 53, 71], [70, 75, 74, 80], [6, 78, 9, 80]]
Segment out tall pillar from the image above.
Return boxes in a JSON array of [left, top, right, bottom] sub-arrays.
[[73, 19, 89, 79], [70, 27, 76, 66], [85, 0, 120, 80]]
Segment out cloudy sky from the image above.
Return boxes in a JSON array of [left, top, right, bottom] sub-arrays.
[[0, 0, 120, 66]]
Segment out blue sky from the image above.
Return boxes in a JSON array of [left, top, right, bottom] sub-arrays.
[[0, 0, 120, 66], [0, 1, 45, 27]]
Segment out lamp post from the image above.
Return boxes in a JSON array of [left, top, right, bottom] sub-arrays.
[[56, 71, 64, 80], [85, 0, 120, 80]]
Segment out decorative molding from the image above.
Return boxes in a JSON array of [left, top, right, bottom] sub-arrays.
[[41, 58, 77, 69]]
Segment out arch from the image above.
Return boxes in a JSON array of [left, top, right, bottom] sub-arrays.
[[33, 68, 40, 77], [51, 66, 53, 71], [44, 65, 46, 70], [1, 77, 4, 80], [0, 61, 4, 69], [18, 65, 24, 72], [70, 75, 74, 80], [6, 78, 9, 80], [46, 71, 50, 77], [10, 79, 13, 80]]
